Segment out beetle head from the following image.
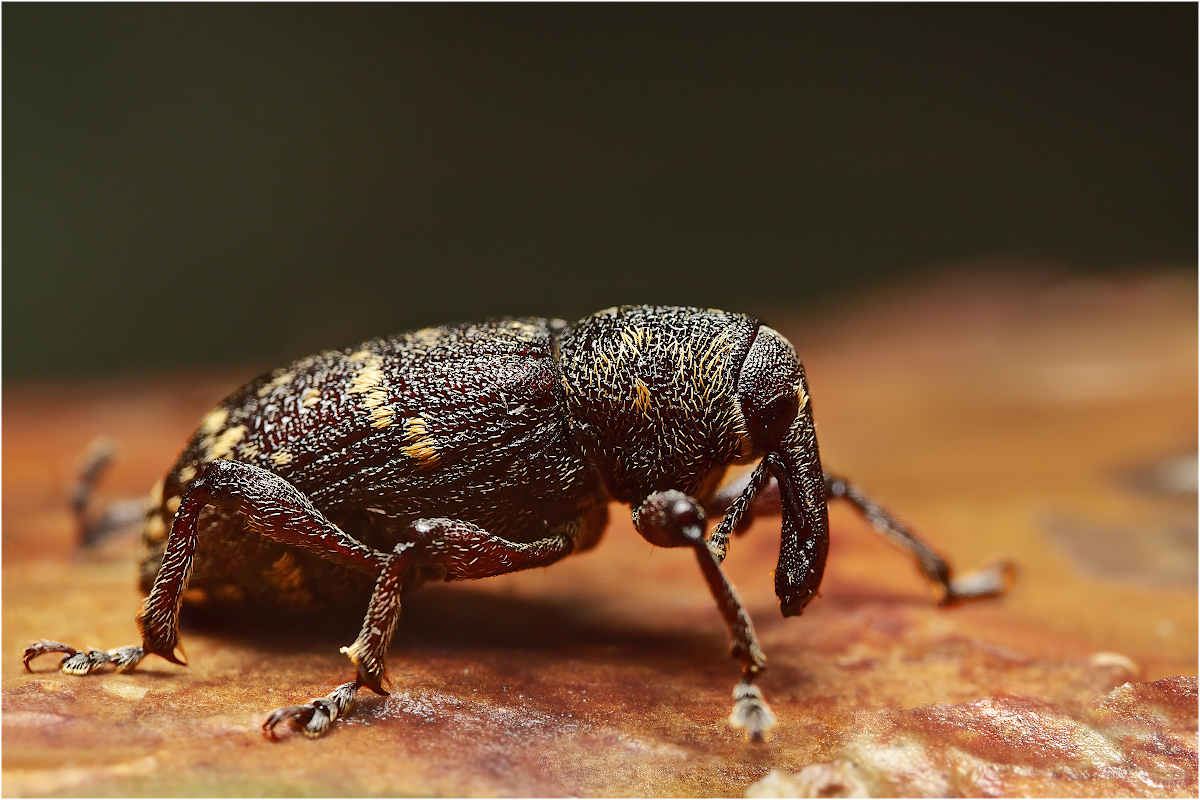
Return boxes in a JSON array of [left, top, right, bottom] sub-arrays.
[[557, 307, 829, 618], [735, 326, 830, 618], [736, 326, 804, 458]]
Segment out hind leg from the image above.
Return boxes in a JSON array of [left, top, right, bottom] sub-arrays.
[[71, 438, 146, 551], [25, 459, 386, 675]]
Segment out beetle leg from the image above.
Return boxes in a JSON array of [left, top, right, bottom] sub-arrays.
[[633, 490, 775, 742], [265, 515, 590, 739], [824, 473, 1016, 606], [263, 680, 361, 741], [22, 640, 142, 674], [28, 459, 388, 680], [70, 438, 144, 551], [705, 461, 771, 561], [711, 468, 1017, 606], [137, 459, 385, 664], [346, 516, 586, 691]]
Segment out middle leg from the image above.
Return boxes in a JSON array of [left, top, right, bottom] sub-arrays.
[[264, 515, 590, 739]]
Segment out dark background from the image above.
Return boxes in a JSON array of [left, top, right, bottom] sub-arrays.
[[5, 4, 1196, 378]]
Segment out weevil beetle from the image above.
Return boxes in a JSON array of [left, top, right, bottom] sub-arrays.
[[25, 305, 1015, 740]]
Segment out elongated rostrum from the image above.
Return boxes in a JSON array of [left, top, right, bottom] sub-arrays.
[[25, 305, 1015, 740]]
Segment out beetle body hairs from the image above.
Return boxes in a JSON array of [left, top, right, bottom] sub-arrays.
[[25, 305, 1015, 741]]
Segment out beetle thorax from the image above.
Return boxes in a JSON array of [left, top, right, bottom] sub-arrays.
[[556, 306, 759, 504]]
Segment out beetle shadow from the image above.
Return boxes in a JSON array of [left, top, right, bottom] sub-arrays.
[[179, 585, 725, 665]]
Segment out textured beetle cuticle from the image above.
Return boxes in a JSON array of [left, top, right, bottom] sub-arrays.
[[401, 415, 441, 469], [32, 304, 1014, 742], [198, 407, 229, 435], [145, 478, 165, 511], [204, 425, 247, 462], [144, 515, 167, 544], [257, 371, 296, 398]]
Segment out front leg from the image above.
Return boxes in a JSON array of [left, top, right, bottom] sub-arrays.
[[633, 490, 775, 742], [706, 468, 1015, 604], [823, 473, 1016, 605]]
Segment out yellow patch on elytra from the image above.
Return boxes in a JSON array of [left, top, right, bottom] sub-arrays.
[[369, 404, 396, 429], [145, 478, 165, 512], [239, 442, 260, 460], [206, 425, 247, 462], [360, 388, 388, 409], [199, 407, 229, 435], [403, 415, 429, 439], [348, 358, 396, 427], [269, 449, 294, 467], [299, 387, 321, 408], [165, 496, 182, 515], [256, 371, 296, 397], [347, 355, 385, 396], [144, 515, 167, 545], [347, 349, 372, 363], [401, 415, 441, 469], [177, 464, 197, 484], [506, 321, 541, 336], [797, 384, 809, 412], [633, 377, 654, 415], [409, 327, 442, 347]]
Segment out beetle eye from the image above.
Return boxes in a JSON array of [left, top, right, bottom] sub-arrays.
[[736, 325, 804, 454], [742, 391, 799, 453]]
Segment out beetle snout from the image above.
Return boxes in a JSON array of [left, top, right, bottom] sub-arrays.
[[764, 395, 830, 619], [779, 592, 814, 618]]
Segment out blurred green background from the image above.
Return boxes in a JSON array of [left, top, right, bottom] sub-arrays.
[[4, 4, 1196, 378]]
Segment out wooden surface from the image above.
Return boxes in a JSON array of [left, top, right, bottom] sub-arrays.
[[4, 269, 1196, 797]]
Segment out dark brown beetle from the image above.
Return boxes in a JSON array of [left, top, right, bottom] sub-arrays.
[[25, 305, 1014, 740]]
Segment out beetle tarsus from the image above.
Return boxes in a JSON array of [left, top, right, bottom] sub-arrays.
[[729, 680, 777, 742], [23, 640, 77, 671], [23, 640, 145, 675], [940, 558, 1018, 606], [60, 649, 111, 675], [262, 705, 316, 740], [263, 680, 360, 740]]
